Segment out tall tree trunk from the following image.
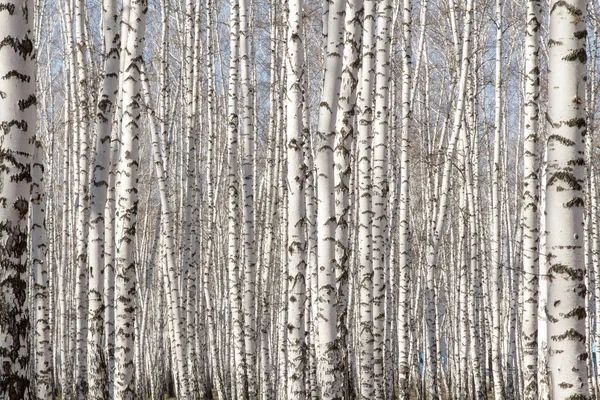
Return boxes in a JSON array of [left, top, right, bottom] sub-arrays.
[[87, 0, 120, 396], [398, 0, 412, 396], [546, 0, 589, 398], [490, 2, 506, 398], [356, 0, 376, 396], [227, 1, 248, 397], [239, 0, 258, 395], [522, 1, 541, 398], [334, 2, 363, 394], [0, 3, 35, 397], [74, 0, 91, 394], [113, 0, 147, 397], [33, 140, 52, 399], [286, 0, 307, 398], [371, 1, 391, 397], [315, 0, 345, 397]]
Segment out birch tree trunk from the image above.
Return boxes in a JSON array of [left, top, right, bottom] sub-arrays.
[[87, 0, 120, 396], [491, 1, 505, 398], [32, 140, 52, 399], [371, 1, 392, 397], [239, 0, 258, 394], [334, 2, 363, 393], [546, 0, 589, 398], [0, 3, 35, 398], [74, 0, 91, 394], [113, 0, 147, 397], [522, 1, 541, 398], [286, 0, 307, 398], [315, 0, 345, 397], [398, 0, 412, 396], [356, 1, 376, 396], [227, 1, 248, 397]]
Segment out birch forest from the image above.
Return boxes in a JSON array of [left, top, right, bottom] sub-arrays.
[[2, 0, 600, 398]]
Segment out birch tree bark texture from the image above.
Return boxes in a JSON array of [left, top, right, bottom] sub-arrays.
[[315, 0, 345, 398], [114, 0, 147, 398], [285, 1, 307, 398], [546, 0, 589, 398], [522, 1, 541, 399], [87, 0, 121, 396], [0, 3, 35, 398]]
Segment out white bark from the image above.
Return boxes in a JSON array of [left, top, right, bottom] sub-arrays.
[[356, 0, 376, 396], [33, 141, 52, 399], [227, 1, 248, 397], [546, 1, 589, 398], [398, 0, 411, 396], [522, 1, 541, 398], [286, 0, 307, 398], [113, 0, 146, 397], [239, 0, 258, 394], [314, 0, 345, 397], [0, 2, 35, 397], [371, 1, 391, 397], [87, 0, 120, 396], [490, 2, 505, 399]]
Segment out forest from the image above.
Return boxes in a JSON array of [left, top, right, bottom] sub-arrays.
[[0, 0, 596, 399]]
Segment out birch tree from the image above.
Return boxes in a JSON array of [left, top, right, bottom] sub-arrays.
[[315, 0, 345, 398], [546, 0, 589, 398], [87, 0, 121, 396], [285, 1, 307, 397], [398, 0, 412, 396], [522, 1, 541, 398], [371, 1, 392, 396], [32, 140, 52, 399], [113, 0, 147, 396], [0, 3, 35, 398]]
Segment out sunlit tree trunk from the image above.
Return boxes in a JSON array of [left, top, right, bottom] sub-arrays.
[[113, 0, 147, 396], [356, 0, 375, 396], [371, 1, 391, 397], [227, 1, 248, 397], [314, 0, 345, 397], [522, 1, 541, 398], [0, 3, 35, 397], [546, 0, 589, 398], [398, 0, 411, 396], [286, 0, 307, 397], [334, 2, 362, 394], [238, 0, 258, 394], [86, 0, 120, 396], [490, 2, 505, 398], [74, 0, 91, 394], [33, 140, 52, 399]]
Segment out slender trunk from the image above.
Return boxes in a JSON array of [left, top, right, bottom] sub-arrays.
[[87, 0, 120, 396], [546, 1, 589, 398], [239, 0, 258, 394], [490, 2, 505, 398], [33, 141, 52, 399], [113, 0, 147, 396], [397, 0, 412, 396], [356, 0, 376, 396], [522, 1, 541, 398], [371, 1, 392, 397], [334, 2, 363, 394], [286, 0, 307, 398], [227, 1, 248, 397], [315, 0, 345, 397]]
